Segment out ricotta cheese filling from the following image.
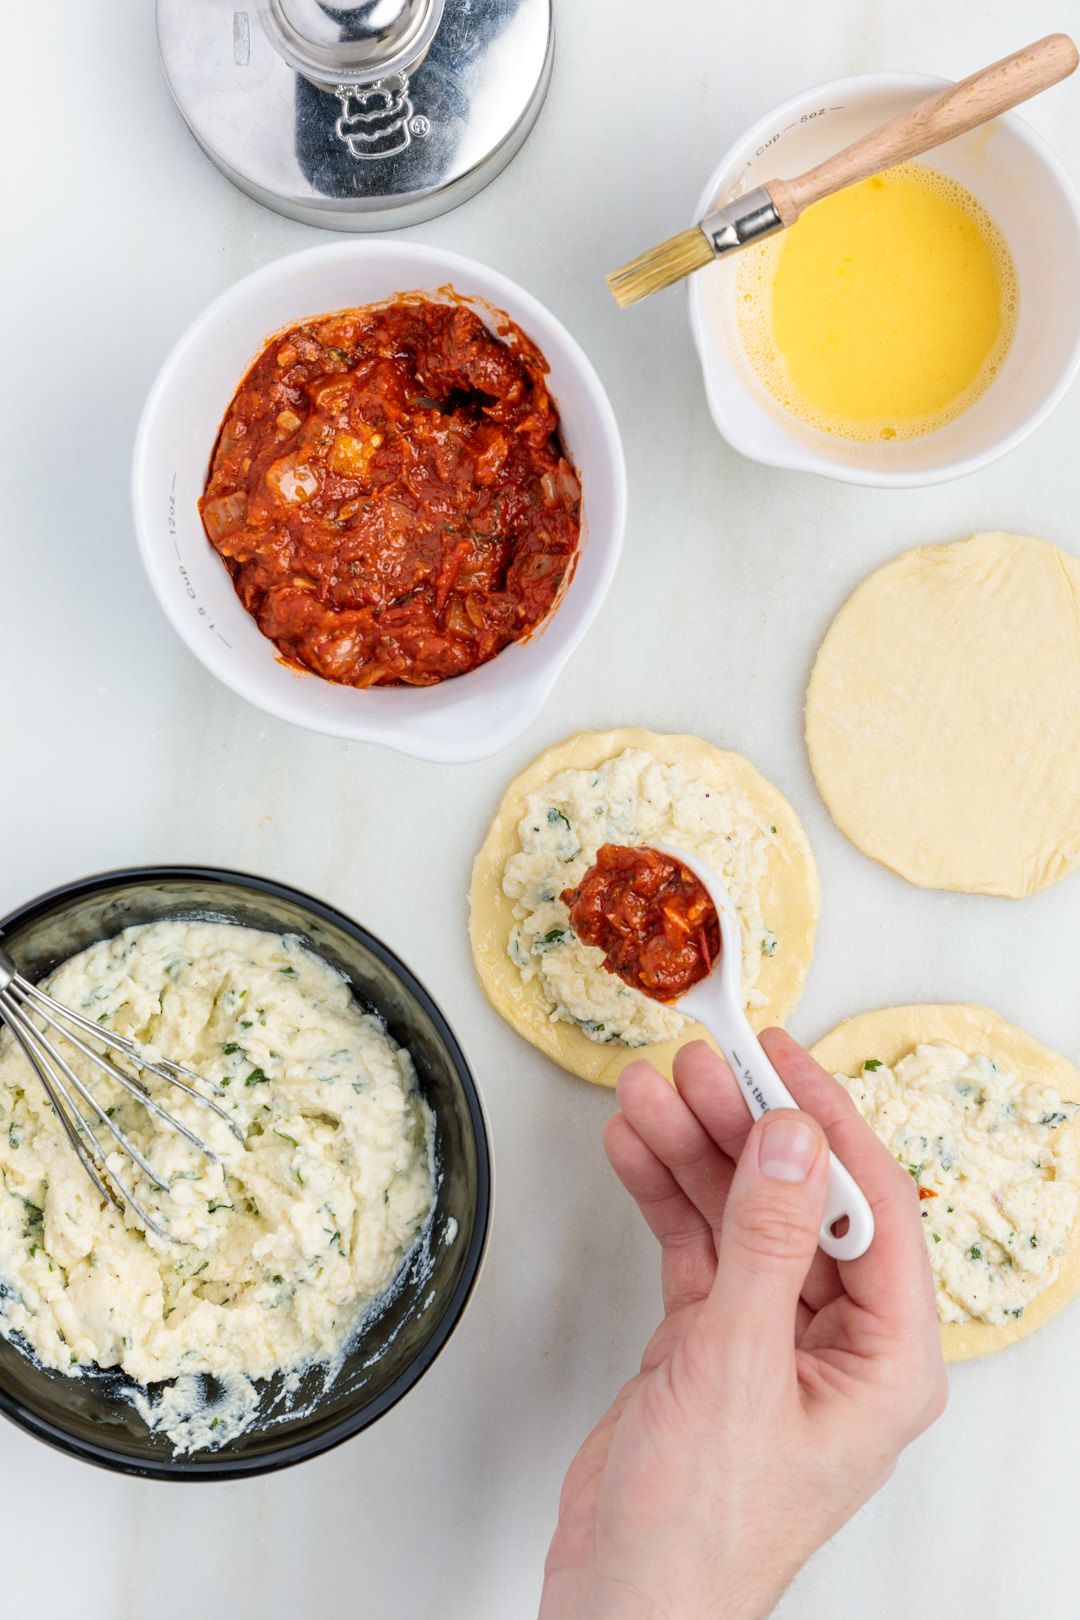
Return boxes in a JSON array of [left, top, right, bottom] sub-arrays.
[[502, 749, 777, 1047], [836, 1041, 1080, 1325], [0, 921, 435, 1439]]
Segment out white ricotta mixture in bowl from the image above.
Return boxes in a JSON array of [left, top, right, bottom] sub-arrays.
[[0, 920, 435, 1445], [836, 1041, 1080, 1325], [502, 748, 776, 1047]]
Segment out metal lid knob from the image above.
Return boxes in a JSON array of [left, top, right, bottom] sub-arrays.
[[260, 0, 445, 86]]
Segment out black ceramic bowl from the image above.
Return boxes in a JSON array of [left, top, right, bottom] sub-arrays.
[[0, 866, 491, 1480]]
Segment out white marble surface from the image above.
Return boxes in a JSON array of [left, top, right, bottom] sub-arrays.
[[4, 2, 1080, 1616]]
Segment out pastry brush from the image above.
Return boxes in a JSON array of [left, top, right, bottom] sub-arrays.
[[607, 32, 1078, 308]]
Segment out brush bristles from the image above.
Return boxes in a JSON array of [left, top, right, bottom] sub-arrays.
[[606, 225, 715, 308]]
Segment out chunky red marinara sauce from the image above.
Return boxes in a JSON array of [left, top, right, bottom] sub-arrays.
[[561, 845, 721, 1002], [199, 298, 582, 687]]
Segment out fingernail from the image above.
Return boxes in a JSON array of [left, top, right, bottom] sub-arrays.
[[758, 1116, 819, 1182]]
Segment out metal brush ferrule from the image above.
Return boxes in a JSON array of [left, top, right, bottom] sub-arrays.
[[700, 186, 784, 258]]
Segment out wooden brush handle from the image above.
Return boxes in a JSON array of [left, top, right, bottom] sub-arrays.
[[766, 32, 1078, 226]]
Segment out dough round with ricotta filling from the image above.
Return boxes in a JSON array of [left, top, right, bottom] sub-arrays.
[[811, 1004, 1080, 1362], [805, 532, 1080, 897], [469, 728, 820, 1086]]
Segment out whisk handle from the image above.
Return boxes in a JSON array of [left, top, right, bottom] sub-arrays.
[[768, 33, 1078, 224]]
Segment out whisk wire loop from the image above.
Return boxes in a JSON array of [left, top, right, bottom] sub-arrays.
[[0, 944, 245, 1239], [0, 988, 177, 1241], [11, 993, 236, 1160], [0, 992, 168, 1186], [8, 978, 242, 1142]]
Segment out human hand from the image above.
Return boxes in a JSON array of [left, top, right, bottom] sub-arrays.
[[539, 1031, 947, 1620]]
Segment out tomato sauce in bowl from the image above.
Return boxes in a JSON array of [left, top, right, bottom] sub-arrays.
[[561, 845, 721, 1002], [199, 297, 581, 688]]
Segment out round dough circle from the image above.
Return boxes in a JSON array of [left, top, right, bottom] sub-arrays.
[[469, 728, 820, 1087], [811, 1003, 1080, 1363], [805, 532, 1080, 897]]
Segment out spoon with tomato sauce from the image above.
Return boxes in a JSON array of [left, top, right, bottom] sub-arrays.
[[561, 844, 874, 1261]]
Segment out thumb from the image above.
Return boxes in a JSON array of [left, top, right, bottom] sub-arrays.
[[709, 1109, 829, 1370]]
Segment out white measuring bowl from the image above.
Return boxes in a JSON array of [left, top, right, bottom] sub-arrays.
[[689, 73, 1080, 487], [133, 241, 626, 761]]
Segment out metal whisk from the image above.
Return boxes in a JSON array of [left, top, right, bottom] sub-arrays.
[[0, 944, 244, 1242]]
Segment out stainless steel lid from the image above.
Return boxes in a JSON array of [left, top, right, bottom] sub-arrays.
[[157, 0, 554, 231]]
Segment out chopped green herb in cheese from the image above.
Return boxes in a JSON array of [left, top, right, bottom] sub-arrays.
[[836, 1041, 1080, 1326]]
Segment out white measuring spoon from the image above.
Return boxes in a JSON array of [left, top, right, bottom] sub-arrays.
[[655, 843, 874, 1262]]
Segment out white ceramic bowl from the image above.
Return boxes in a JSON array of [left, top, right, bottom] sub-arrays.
[[132, 242, 626, 761], [689, 74, 1080, 487]]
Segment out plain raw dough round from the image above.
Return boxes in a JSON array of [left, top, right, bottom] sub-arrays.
[[469, 727, 820, 1087], [805, 532, 1080, 897], [811, 1003, 1080, 1363]]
